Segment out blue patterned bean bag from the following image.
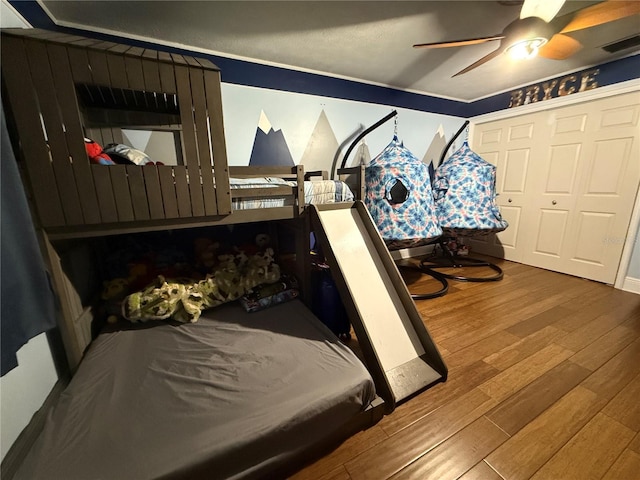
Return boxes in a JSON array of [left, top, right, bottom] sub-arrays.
[[433, 142, 508, 237], [365, 136, 441, 249]]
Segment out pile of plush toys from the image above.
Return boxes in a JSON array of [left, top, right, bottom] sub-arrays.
[[100, 233, 284, 324], [122, 248, 281, 323]]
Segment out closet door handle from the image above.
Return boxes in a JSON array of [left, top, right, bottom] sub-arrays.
[[552, 200, 557, 205], [508, 198, 513, 203]]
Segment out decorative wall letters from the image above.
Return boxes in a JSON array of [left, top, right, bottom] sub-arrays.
[[508, 68, 599, 108]]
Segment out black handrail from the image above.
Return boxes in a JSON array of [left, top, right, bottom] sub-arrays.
[[438, 120, 469, 167], [338, 110, 398, 174]]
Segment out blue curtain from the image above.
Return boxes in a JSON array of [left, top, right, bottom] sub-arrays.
[[1, 99, 57, 376]]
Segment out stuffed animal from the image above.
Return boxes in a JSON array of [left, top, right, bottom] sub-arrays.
[[194, 237, 221, 271], [84, 138, 115, 165], [101, 277, 130, 300]]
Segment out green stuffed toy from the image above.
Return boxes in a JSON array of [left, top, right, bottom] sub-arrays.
[[122, 248, 281, 323]]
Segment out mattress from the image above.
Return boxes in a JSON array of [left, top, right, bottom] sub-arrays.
[[15, 300, 376, 480], [230, 177, 354, 210]]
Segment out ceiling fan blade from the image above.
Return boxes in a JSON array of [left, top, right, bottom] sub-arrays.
[[452, 46, 503, 77], [413, 35, 504, 49], [559, 0, 640, 34], [520, 0, 566, 22], [538, 33, 583, 59]]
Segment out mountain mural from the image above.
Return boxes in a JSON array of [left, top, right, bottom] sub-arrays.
[[422, 126, 447, 183], [300, 110, 339, 175], [249, 111, 294, 167]]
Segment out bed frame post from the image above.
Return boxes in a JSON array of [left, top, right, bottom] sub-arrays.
[[298, 213, 313, 307], [38, 231, 88, 372]]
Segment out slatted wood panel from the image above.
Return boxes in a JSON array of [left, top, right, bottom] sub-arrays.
[[47, 42, 102, 224], [109, 165, 135, 223], [1, 29, 232, 229], [91, 165, 119, 223], [175, 64, 205, 217], [204, 69, 232, 214], [142, 50, 162, 93], [40, 232, 84, 370], [153, 168, 177, 220], [1, 35, 66, 227], [190, 67, 218, 215], [143, 166, 166, 220], [126, 165, 151, 221], [24, 39, 84, 226]]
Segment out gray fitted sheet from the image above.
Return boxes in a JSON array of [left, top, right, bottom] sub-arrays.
[[15, 300, 376, 480]]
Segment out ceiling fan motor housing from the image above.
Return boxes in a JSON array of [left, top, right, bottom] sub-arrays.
[[502, 16, 554, 50]]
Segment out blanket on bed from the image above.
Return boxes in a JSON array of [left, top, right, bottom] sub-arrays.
[[13, 300, 376, 480], [230, 177, 354, 209]]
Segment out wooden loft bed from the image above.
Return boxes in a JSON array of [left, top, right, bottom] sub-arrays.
[[0, 27, 365, 363], [2, 28, 385, 480], [2, 29, 448, 479]]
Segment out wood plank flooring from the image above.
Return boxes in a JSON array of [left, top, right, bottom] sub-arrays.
[[291, 257, 640, 480]]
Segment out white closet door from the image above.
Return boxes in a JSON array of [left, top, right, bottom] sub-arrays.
[[560, 94, 640, 282], [471, 118, 536, 262], [471, 91, 640, 284]]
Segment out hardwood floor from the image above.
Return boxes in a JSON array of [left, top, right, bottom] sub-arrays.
[[291, 257, 640, 480]]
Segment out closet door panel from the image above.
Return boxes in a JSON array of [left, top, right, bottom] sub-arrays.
[[471, 119, 533, 262], [563, 94, 640, 283], [531, 209, 570, 257], [521, 121, 582, 271], [572, 212, 615, 264], [544, 144, 581, 194], [493, 205, 521, 250]]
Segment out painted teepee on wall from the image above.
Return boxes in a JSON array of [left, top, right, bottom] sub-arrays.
[[249, 111, 294, 167], [352, 140, 371, 166]]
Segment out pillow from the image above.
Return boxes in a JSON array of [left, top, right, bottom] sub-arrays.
[[104, 143, 154, 166]]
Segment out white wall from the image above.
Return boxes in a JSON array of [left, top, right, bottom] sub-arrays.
[[628, 226, 640, 279], [123, 83, 464, 172], [0, 334, 57, 460], [220, 83, 463, 168], [0, 0, 29, 28], [616, 198, 640, 294]]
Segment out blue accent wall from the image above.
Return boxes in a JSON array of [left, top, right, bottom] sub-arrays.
[[467, 55, 640, 117], [7, 0, 640, 119]]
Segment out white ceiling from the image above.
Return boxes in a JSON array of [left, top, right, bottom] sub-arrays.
[[40, 0, 640, 101]]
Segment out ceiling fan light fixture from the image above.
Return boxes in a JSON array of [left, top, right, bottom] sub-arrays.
[[505, 37, 547, 59]]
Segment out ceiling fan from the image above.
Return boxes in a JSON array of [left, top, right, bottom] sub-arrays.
[[413, 0, 640, 77]]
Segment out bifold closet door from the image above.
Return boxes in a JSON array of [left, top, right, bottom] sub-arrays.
[[471, 91, 640, 284], [466, 119, 533, 263]]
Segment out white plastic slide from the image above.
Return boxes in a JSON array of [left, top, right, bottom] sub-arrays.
[[310, 202, 447, 412]]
